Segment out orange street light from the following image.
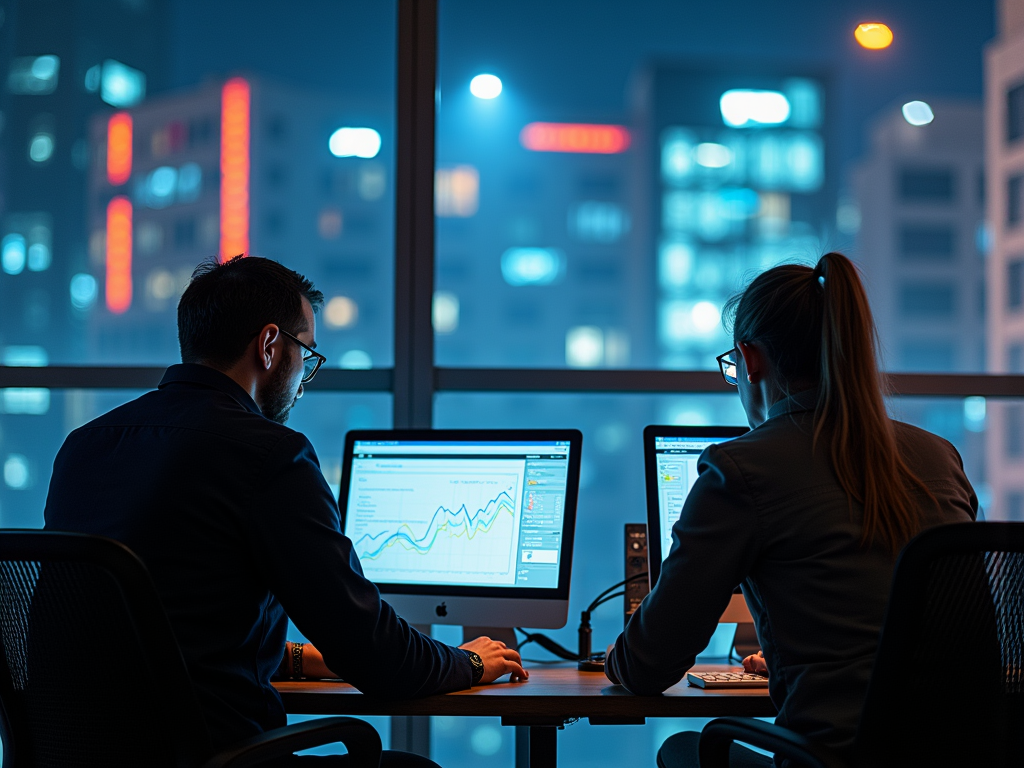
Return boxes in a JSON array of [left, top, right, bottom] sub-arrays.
[[855, 22, 894, 50]]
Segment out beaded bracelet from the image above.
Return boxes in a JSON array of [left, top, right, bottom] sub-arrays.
[[291, 642, 305, 679]]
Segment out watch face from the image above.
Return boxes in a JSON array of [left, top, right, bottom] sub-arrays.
[[468, 651, 484, 682]]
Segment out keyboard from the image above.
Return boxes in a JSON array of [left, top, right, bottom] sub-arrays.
[[686, 670, 769, 689]]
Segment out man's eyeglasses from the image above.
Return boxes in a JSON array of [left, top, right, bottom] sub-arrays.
[[278, 329, 327, 383], [717, 348, 738, 386]]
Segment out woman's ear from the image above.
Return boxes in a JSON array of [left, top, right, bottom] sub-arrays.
[[737, 341, 763, 384]]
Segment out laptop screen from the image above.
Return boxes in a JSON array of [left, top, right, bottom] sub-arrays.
[[342, 438, 573, 589], [645, 426, 748, 583]]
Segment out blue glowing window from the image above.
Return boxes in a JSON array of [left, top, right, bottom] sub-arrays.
[[500, 248, 565, 287], [101, 60, 146, 108]]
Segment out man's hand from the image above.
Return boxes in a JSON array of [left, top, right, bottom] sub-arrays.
[[742, 650, 768, 677], [459, 636, 529, 683]]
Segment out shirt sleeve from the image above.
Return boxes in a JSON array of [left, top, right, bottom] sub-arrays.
[[606, 443, 761, 695], [245, 431, 473, 697]]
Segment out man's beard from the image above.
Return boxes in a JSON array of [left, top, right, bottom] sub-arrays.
[[261, 359, 299, 425]]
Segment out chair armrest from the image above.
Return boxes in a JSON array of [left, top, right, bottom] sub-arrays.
[[699, 717, 845, 768], [202, 716, 382, 768]]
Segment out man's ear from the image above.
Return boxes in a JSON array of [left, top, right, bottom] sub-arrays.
[[255, 324, 280, 372], [737, 341, 763, 383]]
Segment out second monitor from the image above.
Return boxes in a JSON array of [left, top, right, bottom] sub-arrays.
[[340, 429, 582, 629]]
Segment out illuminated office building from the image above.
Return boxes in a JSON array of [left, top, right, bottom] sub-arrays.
[[985, 0, 1024, 520], [0, 0, 166, 361], [85, 77, 394, 366], [0, 0, 167, 524], [434, 120, 641, 368], [852, 100, 987, 504], [632, 63, 836, 377]]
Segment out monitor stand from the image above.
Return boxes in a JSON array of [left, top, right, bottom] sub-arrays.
[[462, 626, 518, 651]]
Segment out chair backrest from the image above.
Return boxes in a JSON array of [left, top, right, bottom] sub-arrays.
[[855, 522, 1024, 768], [0, 531, 212, 768]]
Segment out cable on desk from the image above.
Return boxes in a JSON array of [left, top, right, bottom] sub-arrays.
[[515, 572, 648, 661]]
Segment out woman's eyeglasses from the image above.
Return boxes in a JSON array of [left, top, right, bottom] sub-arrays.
[[278, 329, 327, 383], [717, 348, 738, 386]]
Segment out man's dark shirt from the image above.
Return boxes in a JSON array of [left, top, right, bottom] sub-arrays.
[[44, 364, 472, 750], [606, 389, 977, 759]]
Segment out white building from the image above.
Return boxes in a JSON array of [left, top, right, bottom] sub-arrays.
[[854, 101, 986, 375], [985, 0, 1024, 520]]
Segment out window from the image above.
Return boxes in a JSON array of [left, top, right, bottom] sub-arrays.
[[1009, 343, 1024, 374], [1007, 493, 1024, 522], [1006, 405, 1024, 458], [1008, 82, 1024, 143], [1009, 260, 1024, 310], [899, 282, 955, 318], [898, 167, 955, 203], [1009, 174, 1024, 227], [898, 223, 955, 261], [899, 340, 955, 371]]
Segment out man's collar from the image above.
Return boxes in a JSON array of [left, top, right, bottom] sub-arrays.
[[766, 387, 820, 420], [158, 363, 263, 416]]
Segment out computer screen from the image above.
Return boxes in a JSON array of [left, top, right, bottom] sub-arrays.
[[644, 425, 748, 584], [340, 429, 581, 628]]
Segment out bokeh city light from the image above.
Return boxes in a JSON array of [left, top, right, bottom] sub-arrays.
[[855, 22, 894, 50]]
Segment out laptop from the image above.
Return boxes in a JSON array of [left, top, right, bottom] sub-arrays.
[[643, 424, 748, 585]]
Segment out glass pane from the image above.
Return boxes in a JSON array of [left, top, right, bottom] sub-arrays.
[[0, 390, 390, 528], [434, 2, 994, 372], [0, 2, 395, 368]]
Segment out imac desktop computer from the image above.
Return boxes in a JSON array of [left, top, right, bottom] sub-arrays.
[[339, 429, 582, 643]]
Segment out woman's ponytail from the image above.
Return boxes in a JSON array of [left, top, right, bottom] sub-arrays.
[[813, 253, 929, 553], [730, 252, 934, 554]]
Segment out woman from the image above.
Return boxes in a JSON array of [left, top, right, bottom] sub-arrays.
[[605, 252, 977, 768]]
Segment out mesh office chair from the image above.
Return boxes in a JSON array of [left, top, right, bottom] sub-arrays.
[[697, 522, 1024, 768], [0, 531, 383, 768]]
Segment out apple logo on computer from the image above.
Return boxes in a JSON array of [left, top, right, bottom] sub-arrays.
[[435, 602, 447, 617]]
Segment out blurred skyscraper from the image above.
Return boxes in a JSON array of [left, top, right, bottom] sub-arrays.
[[84, 76, 394, 366], [434, 119, 640, 369], [0, 0, 169, 361], [0, 0, 168, 524], [632, 62, 837, 377], [853, 99, 987, 502], [985, 0, 1024, 520], [855, 101, 986, 373]]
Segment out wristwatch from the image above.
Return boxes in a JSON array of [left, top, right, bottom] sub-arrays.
[[465, 649, 484, 685]]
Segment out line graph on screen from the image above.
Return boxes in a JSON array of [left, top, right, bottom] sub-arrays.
[[349, 467, 523, 584]]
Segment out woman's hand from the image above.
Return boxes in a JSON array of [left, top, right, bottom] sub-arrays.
[[742, 650, 768, 677], [459, 636, 529, 683]]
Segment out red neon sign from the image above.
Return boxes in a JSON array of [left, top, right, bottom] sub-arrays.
[[220, 77, 250, 262], [520, 122, 631, 154], [107, 112, 133, 186], [106, 196, 133, 314]]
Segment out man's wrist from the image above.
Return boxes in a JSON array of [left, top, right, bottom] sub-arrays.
[[464, 649, 484, 685]]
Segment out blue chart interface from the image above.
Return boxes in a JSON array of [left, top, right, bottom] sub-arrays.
[[344, 440, 570, 588], [655, 436, 735, 561]]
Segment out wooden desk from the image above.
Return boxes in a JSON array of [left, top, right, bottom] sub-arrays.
[[277, 664, 775, 768]]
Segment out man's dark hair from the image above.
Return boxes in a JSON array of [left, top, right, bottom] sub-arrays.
[[178, 255, 324, 368]]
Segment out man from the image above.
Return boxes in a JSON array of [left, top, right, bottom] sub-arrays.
[[44, 256, 526, 765]]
